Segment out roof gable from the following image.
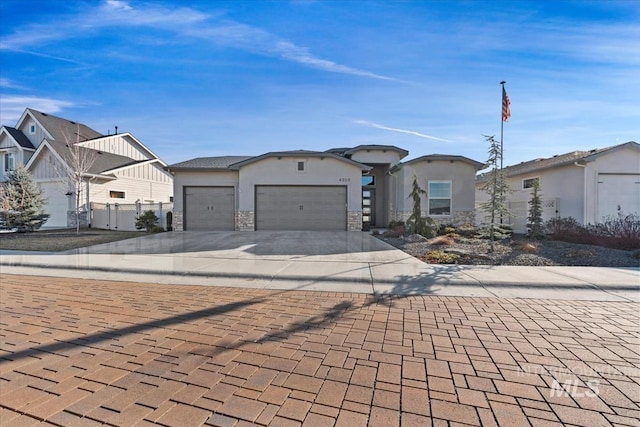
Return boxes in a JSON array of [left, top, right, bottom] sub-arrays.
[[395, 154, 485, 171], [343, 145, 409, 158], [229, 151, 371, 170], [0, 126, 35, 150], [20, 108, 103, 143]]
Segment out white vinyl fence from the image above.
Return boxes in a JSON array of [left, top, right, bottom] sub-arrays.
[[91, 202, 173, 231]]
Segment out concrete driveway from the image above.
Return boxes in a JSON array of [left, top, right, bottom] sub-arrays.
[[1, 231, 638, 301]]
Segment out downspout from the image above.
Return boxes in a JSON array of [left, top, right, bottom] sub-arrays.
[[574, 161, 587, 224]]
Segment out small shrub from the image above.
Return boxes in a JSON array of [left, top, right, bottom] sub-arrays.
[[371, 229, 380, 236], [388, 220, 405, 229], [382, 229, 403, 238], [424, 250, 460, 264], [135, 210, 159, 231], [149, 225, 165, 233], [478, 224, 512, 240], [430, 235, 455, 246], [547, 214, 640, 250], [457, 224, 478, 238]]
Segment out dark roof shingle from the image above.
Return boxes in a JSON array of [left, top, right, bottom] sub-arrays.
[[2, 126, 35, 149], [168, 156, 253, 170]]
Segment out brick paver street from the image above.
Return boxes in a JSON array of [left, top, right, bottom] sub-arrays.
[[1, 274, 639, 426]]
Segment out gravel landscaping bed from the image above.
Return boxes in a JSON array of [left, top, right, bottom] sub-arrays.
[[377, 234, 640, 267]]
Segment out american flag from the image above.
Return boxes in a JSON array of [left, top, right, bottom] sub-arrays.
[[502, 86, 511, 122]]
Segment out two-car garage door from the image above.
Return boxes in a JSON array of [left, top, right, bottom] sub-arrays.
[[256, 186, 347, 231]]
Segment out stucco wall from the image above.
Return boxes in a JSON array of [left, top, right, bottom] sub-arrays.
[[237, 157, 363, 212], [349, 150, 402, 165], [171, 170, 239, 212], [394, 160, 478, 223]]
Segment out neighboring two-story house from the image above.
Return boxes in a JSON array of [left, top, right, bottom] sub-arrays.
[[475, 141, 640, 233], [1, 108, 173, 228]]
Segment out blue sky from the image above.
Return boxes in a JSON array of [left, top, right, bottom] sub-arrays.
[[1, 0, 638, 167]]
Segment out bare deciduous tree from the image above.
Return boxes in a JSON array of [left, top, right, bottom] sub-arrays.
[[55, 125, 98, 234]]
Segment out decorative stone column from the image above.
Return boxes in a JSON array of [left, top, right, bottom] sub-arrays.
[[235, 211, 255, 231]]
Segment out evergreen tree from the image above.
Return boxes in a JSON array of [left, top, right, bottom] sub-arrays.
[[0, 166, 50, 231], [135, 210, 159, 231], [526, 178, 545, 239], [406, 175, 436, 238], [479, 135, 512, 252]]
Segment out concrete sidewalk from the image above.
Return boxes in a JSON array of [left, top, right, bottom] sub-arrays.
[[1, 235, 638, 302]]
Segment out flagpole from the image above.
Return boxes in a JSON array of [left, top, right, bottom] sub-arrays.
[[500, 80, 506, 170]]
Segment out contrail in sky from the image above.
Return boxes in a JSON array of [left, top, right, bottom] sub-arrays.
[[354, 120, 451, 142]]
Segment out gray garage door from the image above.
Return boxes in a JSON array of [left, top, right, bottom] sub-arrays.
[[184, 186, 235, 230], [256, 186, 347, 230]]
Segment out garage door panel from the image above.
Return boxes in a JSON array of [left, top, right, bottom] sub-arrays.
[[597, 174, 640, 221], [185, 186, 234, 231], [256, 186, 347, 230]]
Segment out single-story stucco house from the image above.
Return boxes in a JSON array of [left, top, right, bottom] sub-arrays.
[[166, 145, 485, 231], [475, 141, 640, 234]]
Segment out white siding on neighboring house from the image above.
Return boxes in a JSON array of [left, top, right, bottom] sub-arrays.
[[28, 146, 65, 180], [17, 120, 48, 148], [89, 164, 173, 205], [81, 134, 152, 160]]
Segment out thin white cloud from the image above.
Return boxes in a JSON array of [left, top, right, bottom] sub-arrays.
[[0, 96, 74, 125], [0, 78, 26, 90], [106, 0, 132, 11], [1, 0, 393, 80], [354, 120, 451, 142]]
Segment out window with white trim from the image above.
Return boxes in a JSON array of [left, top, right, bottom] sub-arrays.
[[29, 122, 36, 134], [296, 160, 306, 173], [428, 180, 452, 215], [4, 153, 15, 172], [523, 177, 539, 189], [109, 190, 125, 199]]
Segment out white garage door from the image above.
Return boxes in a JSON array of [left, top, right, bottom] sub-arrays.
[[40, 181, 69, 228], [597, 174, 640, 221], [256, 186, 347, 230], [184, 186, 235, 231]]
